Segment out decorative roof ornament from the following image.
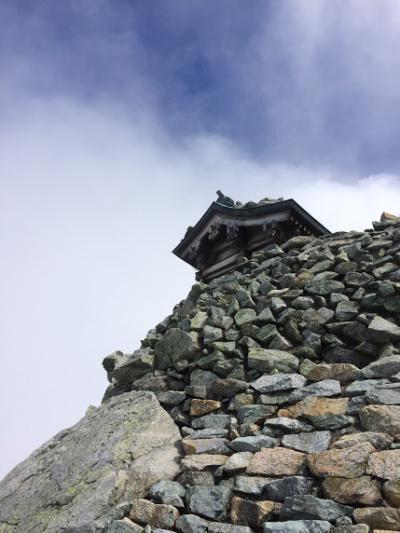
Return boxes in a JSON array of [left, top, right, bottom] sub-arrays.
[[173, 192, 330, 282]]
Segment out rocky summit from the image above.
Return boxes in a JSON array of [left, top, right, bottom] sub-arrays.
[[2, 212, 400, 533]]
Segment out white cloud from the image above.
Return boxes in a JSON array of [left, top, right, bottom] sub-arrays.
[[1, 96, 400, 478]]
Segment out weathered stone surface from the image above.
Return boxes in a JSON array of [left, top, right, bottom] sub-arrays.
[[234, 475, 270, 495], [230, 435, 278, 452], [234, 309, 257, 326], [190, 399, 221, 416], [207, 522, 252, 533], [263, 521, 331, 533], [264, 476, 314, 502], [222, 452, 253, 474], [307, 443, 376, 478], [247, 447, 305, 476], [282, 431, 331, 453], [175, 514, 208, 533], [322, 476, 382, 505], [230, 496, 274, 528], [237, 404, 275, 424], [186, 486, 231, 520], [288, 379, 341, 402], [332, 431, 393, 450], [105, 518, 144, 533], [264, 416, 313, 433], [182, 438, 231, 455], [251, 373, 307, 393], [130, 499, 179, 529], [211, 379, 248, 398], [280, 397, 348, 419], [248, 348, 299, 373], [0, 392, 180, 533], [360, 405, 400, 435], [353, 507, 400, 530], [280, 494, 352, 521], [366, 383, 400, 404], [368, 316, 400, 343], [304, 278, 345, 295], [149, 480, 186, 508], [367, 450, 400, 480], [361, 355, 400, 378], [181, 454, 228, 471], [191, 413, 232, 430], [383, 479, 400, 507], [308, 363, 359, 382], [155, 328, 197, 368]]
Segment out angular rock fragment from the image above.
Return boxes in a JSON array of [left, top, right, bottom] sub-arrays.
[[353, 507, 400, 530], [248, 348, 299, 373], [230, 435, 278, 452], [130, 499, 179, 529], [230, 496, 275, 528], [307, 443, 375, 478], [359, 404, 400, 435], [251, 373, 307, 393], [181, 454, 228, 471], [262, 521, 331, 533], [186, 486, 232, 520], [280, 494, 352, 521], [247, 447, 305, 476], [366, 450, 400, 480], [263, 476, 314, 502], [282, 431, 331, 453], [322, 476, 382, 505], [182, 438, 231, 455]]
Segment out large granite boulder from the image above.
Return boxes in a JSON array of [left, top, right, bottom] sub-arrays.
[[0, 392, 180, 533]]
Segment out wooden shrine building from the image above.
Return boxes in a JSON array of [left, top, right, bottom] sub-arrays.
[[173, 192, 330, 282]]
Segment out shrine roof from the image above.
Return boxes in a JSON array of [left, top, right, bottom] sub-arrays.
[[173, 195, 330, 270]]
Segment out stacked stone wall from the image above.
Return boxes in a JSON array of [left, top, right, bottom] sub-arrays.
[[102, 218, 400, 533]]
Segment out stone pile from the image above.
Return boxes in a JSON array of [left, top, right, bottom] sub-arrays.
[[101, 216, 400, 533]]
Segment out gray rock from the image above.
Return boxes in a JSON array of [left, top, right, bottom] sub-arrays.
[[335, 301, 359, 321], [307, 414, 354, 430], [368, 315, 400, 343], [175, 514, 208, 533], [248, 348, 299, 373], [263, 521, 331, 533], [186, 428, 229, 439], [105, 520, 143, 533], [288, 380, 341, 402], [236, 405, 275, 424], [361, 354, 400, 378], [234, 308, 257, 326], [222, 452, 253, 474], [366, 382, 400, 404], [230, 436, 278, 452], [263, 476, 314, 502], [111, 350, 155, 385], [282, 431, 331, 453], [0, 392, 180, 533], [304, 278, 345, 296], [149, 480, 186, 508], [280, 495, 352, 521], [343, 272, 373, 287], [156, 391, 186, 406], [234, 476, 270, 495], [345, 378, 390, 396], [155, 328, 197, 368], [203, 325, 223, 344], [251, 373, 307, 393], [186, 486, 232, 520], [263, 417, 313, 433], [211, 379, 248, 398], [208, 522, 252, 533], [191, 413, 233, 430]]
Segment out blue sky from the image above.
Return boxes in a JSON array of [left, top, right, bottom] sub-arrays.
[[1, 1, 400, 478]]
